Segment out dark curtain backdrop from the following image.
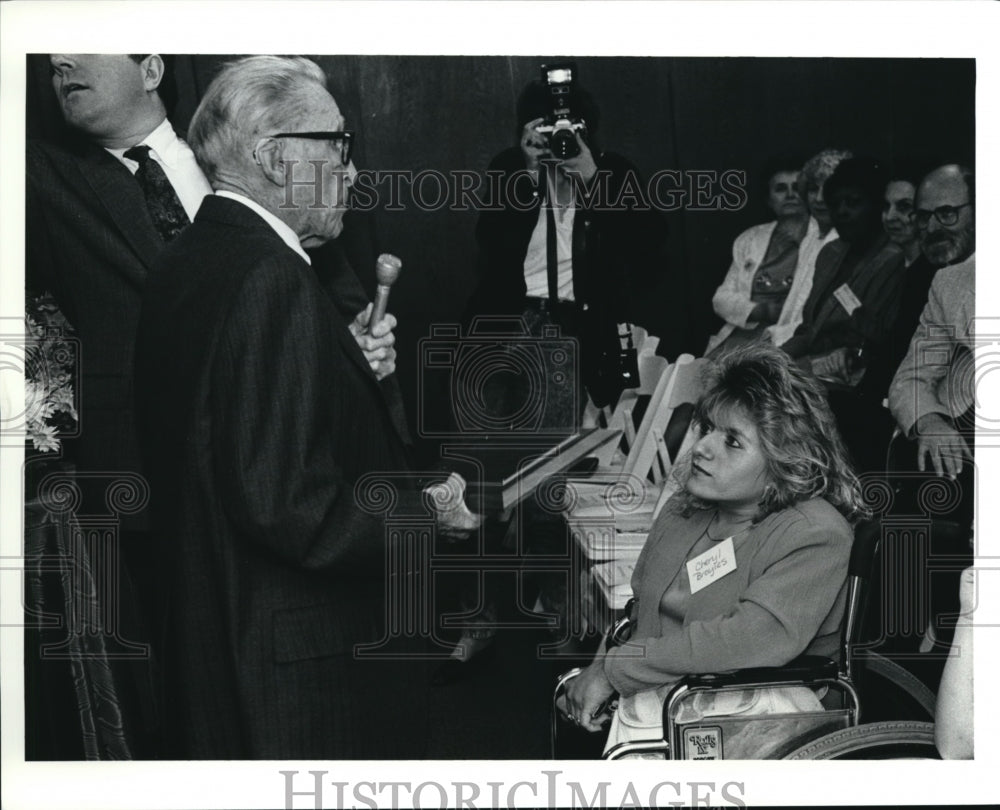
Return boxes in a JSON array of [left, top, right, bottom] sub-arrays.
[[27, 55, 975, 463]]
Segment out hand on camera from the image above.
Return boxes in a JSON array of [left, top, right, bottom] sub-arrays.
[[520, 117, 551, 173], [557, 131, 598, 185], [521, 120, 598, 186]]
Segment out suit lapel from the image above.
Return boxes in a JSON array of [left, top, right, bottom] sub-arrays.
[[203, 195, 412, 448], [807, 241, 848, 330], [76, 144, 164, 268]]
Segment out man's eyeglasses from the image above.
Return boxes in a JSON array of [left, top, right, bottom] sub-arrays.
[[266, 131, 354, 167], [914, 202, 972, 229]]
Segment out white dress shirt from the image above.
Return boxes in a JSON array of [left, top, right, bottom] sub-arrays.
[[522, 176, 577, 301], [215, 190, 311, 266], [105, 117, 213, 220]]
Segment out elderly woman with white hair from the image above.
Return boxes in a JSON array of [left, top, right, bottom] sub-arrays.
[[769, 147, 853, 347]]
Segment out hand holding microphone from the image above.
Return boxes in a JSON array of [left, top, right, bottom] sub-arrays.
[[369, 253, 401, 334], [349, 253, 402, 380]]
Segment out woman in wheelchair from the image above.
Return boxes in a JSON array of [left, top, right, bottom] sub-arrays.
[[562, 343, 870, 753]]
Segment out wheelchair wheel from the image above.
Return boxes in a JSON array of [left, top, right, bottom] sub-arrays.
[[783, 720, 938, 759], [855, 652, 937, 721]]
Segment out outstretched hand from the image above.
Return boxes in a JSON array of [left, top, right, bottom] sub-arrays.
[[425, 472, 483, 539]]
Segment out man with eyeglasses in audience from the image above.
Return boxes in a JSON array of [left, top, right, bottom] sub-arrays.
[[885, 164, 974, 670], [888, 164, 975, 483]]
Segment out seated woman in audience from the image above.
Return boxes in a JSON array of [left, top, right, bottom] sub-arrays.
[[769, 147, 853, 347], [856, 164, 937, 401], [563, 344, 866, 752], [705, 155, 807, 354], [882, 168, 922, 267], [707, 152, 848, 355], [780, 157, 905, 389]]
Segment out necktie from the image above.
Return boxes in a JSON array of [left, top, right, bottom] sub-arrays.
[[123, 144, 190, 242]]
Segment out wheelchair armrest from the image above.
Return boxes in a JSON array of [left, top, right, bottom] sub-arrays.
[[681, 655, 840, 690], [607, 598, 636, 648], [554, 667, 583, 698]]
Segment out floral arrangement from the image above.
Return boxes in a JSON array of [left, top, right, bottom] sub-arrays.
[[25, 292, 77, 452]]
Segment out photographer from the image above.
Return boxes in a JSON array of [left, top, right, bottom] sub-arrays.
[[466, 68, 669, 422], [436, 69, 667, 683]]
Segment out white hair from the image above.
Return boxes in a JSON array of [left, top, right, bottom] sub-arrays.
[[187, 56, 328, 184]]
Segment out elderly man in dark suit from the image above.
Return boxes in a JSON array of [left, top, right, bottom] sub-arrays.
[[134, 55, 475, 759], [27, 55, 410, 757]]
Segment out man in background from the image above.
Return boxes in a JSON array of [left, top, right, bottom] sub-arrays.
[[28, 55, 211, 497], [888, 164, 975, 483], [26, 53, 212, 757], [884, 164, 975, 671]]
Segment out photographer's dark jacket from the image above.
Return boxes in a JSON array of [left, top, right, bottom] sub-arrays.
[[467, 147, 668, 405]]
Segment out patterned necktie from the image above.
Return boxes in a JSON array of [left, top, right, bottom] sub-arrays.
[[123, 144, 190, 242]]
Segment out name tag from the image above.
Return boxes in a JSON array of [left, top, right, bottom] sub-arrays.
[[833, 283, 862, 316], [686, 537, 737, 594]]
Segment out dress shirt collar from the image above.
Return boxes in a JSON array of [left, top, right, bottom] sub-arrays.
[[214, 190, 311, 265], [105, 116, 181, 167]]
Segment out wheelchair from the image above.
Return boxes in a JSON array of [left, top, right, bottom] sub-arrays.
[[552, 519, 940, 760]]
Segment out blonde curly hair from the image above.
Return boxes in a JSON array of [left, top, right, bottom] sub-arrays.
[[671, 343, 870, 524]]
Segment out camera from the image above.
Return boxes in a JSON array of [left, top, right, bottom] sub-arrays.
[[418, 316, 579, 438], [534, 62, 587, 160]]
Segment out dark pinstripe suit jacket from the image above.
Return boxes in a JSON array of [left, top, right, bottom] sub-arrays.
[[134, 195, 428, 759], [26, 138, 166, 491]]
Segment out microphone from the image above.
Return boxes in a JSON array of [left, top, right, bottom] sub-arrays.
[[369, 253, 402, 334]]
